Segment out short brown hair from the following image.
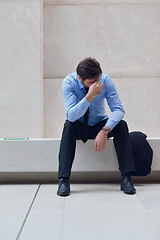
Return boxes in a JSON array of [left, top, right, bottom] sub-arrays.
[[76, 57, 102, 81]]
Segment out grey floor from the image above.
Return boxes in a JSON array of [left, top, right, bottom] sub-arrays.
[[1, 183, 160, 240]]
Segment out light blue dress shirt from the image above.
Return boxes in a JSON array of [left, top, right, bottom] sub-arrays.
[[62, 72, 125, 130]]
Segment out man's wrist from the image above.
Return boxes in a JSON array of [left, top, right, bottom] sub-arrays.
[[85, 93, 95, 103], [101, 127, 109, 134]]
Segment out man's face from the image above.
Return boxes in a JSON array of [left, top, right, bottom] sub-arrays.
[[78, 75, 100, 88]]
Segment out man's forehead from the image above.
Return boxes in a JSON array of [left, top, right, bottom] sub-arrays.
[[87, 75, 100, 81]]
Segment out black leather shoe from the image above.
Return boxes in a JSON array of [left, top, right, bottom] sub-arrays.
[[57, 178, 70, 197], [120, 176, 136, 195]]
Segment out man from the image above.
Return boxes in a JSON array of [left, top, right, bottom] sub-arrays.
[[57, 57, 136, 197]]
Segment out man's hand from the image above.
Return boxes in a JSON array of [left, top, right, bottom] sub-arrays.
[[94, 130, 108, 152], [86, 81, 104, 103]]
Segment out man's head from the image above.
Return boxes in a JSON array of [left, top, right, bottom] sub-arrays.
[[76, 57, 102, 87]]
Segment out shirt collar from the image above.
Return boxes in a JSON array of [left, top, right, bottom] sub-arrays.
[[76, 74, 85, 89]]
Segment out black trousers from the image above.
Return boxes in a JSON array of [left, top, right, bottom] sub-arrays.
[[58, 119, 136, 179]]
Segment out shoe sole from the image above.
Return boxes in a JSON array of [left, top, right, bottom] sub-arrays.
[[57, 190, 70, 197], [121, 187, 136, 195]]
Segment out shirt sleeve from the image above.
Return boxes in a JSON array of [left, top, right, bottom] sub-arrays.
[[104, 76, 125, 130], [62, 79, 90, 122]]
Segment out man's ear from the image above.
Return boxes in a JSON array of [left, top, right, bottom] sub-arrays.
[[78, 75, 83, 82]]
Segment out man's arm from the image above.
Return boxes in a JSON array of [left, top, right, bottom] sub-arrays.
[[104, 76, 125, 130], [85, 81, 104, 102], [63, 79, 104, 122], [94, 76, 125, 152], [62, 80, 90, 122]]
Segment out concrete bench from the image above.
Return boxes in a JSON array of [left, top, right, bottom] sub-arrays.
[[0, 138, 159, 183]]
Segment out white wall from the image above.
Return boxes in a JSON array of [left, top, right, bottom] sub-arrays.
[[0, 0, 43, 138], [0, 0, 159, 138], [43, 0, 160, 138]]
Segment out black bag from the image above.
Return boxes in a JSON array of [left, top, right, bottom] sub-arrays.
[[129, 131, 153, 176]]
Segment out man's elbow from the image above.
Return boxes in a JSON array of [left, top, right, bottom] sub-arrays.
[[67, 116, 76, 122], [120, 109, 125, 119], [114, 108, 125, 119], [122, 108, 125, 117], [66, 111, 77, 122]]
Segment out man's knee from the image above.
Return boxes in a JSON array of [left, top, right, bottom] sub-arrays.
[[118, 120, 128, 127], [64, 120, 73, 127], [64, 120, 79, 128], [116, 120, 129, 132], [62, 120, 81, 138]]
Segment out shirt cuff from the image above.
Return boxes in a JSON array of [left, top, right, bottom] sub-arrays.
[[105, 118, 122, 130]]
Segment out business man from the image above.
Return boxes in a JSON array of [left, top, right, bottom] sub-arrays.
[[57, 57, 136, 196]]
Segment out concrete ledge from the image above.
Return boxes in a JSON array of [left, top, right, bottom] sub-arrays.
[[1, 171, 160, 184], [0, 138, 159, 183]]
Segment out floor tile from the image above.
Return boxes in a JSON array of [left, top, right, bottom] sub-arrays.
[[136, 184, 160, 210], [19, 185, 64, 240], [2, 183, 160, 240], [147, 209, 160, 228], [0, 184, 39, 240], [60, 184, 160, 240], [61, 218, 160, 240]]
